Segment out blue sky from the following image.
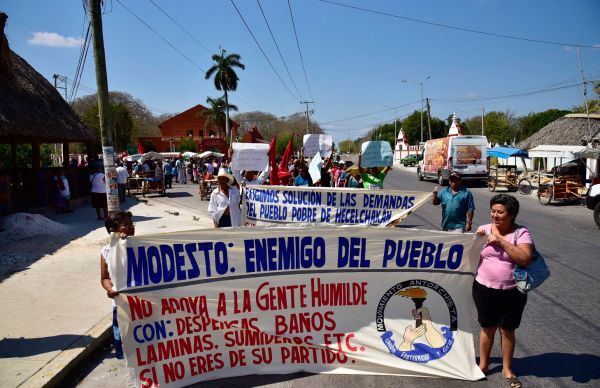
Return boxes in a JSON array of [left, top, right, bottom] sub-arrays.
[[3, 0, 600, 143]]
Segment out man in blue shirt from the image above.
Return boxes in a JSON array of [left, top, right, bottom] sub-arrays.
[[432, 171, 475, 232]]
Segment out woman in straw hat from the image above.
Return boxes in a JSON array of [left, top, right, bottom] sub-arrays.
[[208, 168, 241, 227]]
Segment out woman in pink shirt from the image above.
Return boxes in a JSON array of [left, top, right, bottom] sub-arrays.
[[474, 194, 533, 388]]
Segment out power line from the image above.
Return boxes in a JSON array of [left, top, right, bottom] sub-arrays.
[[320, 100, 420, 125], [319, 0, 599, 49], [288, 0, 313, 99], [230, 0, 301, 102], [141, 0, 286, 115], [70, 21, 91, 102], [115, 0, 207, 72], [257, 0, 304, 100], [147, 0, 213, 56]]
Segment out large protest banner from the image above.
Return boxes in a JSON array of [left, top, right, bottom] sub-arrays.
[[109, 227, 486, 386], [241, 185, 431, 226]]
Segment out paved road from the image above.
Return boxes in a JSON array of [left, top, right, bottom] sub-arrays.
[[73, 167, 600, 388]]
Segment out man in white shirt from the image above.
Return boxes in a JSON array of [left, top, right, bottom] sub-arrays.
[[116, 162, 129, 202]]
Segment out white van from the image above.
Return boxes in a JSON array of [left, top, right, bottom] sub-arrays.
[[417, 135, 488, 185]]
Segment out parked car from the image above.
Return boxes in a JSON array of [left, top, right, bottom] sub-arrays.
[[401, 154, 422, 167], [585, 183, 600, 228]]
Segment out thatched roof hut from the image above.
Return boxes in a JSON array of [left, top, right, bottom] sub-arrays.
[[518, 113, 600, 150], [0, 13, 96, 143]]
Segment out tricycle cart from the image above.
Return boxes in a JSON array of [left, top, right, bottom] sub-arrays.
[[486, 147, 533, 195], [537, 172, 587, 206], [142, 177, 166, 197]]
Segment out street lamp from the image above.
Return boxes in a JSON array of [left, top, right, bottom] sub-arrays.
[[401, 76, 430, 143], [384, 105, 398, 145]]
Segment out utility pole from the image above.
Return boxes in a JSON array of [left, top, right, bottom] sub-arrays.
[[300, 100, 314, 134], [481, 106, 485, 135], [420, 81, 424, 143], [53, 74, 68, 100], [425, 98, 432, 141], [577, 46, 592, 141], [90, 0, 119, 213]]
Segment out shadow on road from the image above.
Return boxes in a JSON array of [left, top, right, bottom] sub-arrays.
[[487, 353, 600, 383], [0, 334, 93, 357]]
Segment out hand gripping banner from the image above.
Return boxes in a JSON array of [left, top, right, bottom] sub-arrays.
[[241, 185, 432, 226], [109, 226, 486, 386]]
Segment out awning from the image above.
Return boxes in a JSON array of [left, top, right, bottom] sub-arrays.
[[197, 151, 224, 159], [580, 147, 600, 159], [141, 151, 164, 161], [527, 145, 586, 160], [487, 147, 528, 159]]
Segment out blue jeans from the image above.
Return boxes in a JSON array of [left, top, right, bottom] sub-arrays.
[[113, 306, 124, 359], [118, 183, 127, 202]]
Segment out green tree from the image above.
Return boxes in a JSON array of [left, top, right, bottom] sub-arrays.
[[338, 139, 359, 154], [399, 111, 445, 143], [482, 111, 513, 145], [178, 138, 196, 153], [198, 96, 238, 139], [79, 101, 134, 152], [518, 109, 570, 140], [205, 49, 245, 140]]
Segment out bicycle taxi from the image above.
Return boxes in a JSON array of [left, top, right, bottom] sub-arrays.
[[486, 147, 533, 194]]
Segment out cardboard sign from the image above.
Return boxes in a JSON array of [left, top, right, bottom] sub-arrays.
[[231, 143, 270, 171], [109, 227, 486, 386], [303, 134, 333, 158], [361, 141, 393, 168]]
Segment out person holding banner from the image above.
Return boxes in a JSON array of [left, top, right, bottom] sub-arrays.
[[208, 168, 241, 227], [100, 210, 135, 360], [473, 194, 533, 388], [358, 152, 392, 189], [432, 171, 475, 232]]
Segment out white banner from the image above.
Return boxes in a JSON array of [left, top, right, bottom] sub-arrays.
[[361, 141, 393, 167], [231, 143, 270, 171], [303, 134, 333, 158], [241, 185, 431, 226], [109, 227, 486, 386]]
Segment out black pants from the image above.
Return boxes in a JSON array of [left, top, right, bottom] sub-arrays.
[[218, 214, 232, 227]]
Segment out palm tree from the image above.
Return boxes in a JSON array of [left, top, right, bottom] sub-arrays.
[[198, 96, 238, 138], [204, 49, 245, 141]]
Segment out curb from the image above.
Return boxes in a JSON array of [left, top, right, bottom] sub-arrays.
[[19, 313, 113, 388]]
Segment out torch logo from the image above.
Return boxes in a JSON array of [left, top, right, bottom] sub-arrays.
[[376, 280, 457, 364]]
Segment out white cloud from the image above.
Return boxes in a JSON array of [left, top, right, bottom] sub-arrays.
[[563, 46, 574, 53], [28, 32, 82, 48], [466, 92, 478, 98], [593, 43, 600, 49]]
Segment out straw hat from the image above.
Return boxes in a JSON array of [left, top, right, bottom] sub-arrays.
[[216, 168, 234, 185]]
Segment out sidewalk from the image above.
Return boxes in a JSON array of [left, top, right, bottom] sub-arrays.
[[0, 196, 212, 387]]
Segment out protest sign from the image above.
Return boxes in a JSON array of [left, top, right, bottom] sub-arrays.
[[308, 153, 322, 183], [361, 141, 393, 168], [109, 227, 486, 386], [231, 143, 270, 171], [241, 185, 431, 226], [303, 134, 333, 158]]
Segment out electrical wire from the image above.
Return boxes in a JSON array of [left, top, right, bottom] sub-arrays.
[[319, 0, 598, 49], [320, 100, 420, 125], [70, 21, 91, 102], [287, 0, 313, 99], [230, 0, 302, 102], [115, 0, 207, 72], [147, 0, 213, 56], [257, 0, 304, 100]]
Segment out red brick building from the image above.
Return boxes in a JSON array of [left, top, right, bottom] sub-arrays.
[[138, 104, 240, 154]]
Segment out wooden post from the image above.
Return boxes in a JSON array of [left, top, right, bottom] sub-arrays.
[[62, 142, 69, 167], [32, 139, 41, 207]]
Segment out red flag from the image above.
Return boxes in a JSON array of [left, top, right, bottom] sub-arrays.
[[137, 138, 144, 154], [269, 136, 281, 185], [278, 133, 295, 172]]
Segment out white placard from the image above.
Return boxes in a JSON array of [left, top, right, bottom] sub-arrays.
[[361, 141, 393, 168], [308, 153, 323, 183], [231, 143, 270, 171], [303, 134, 333, 158]]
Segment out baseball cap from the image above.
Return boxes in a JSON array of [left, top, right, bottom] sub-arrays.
[[339, 160, 345, 165], [449, 171, 462, 179]]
